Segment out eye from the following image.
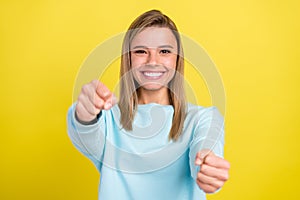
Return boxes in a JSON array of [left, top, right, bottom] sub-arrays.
[[160, 49, 171, 54], [133, 49, 147, 54]]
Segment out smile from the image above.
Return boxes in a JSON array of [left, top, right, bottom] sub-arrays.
[[141, 71, 165, 80]]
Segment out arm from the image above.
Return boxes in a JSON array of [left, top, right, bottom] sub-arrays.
[[66, 80, 117, 170], [189, 106, 230, 193]]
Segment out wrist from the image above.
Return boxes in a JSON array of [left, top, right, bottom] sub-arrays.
[[75, 111, 99, 125]]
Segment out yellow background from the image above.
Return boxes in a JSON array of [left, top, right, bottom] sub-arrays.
[[1, 0, 299, 199]]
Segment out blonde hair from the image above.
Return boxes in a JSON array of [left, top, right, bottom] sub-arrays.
[[119, 10, 186, 141]]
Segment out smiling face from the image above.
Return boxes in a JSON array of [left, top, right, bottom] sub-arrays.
[[130, 27, 178, 91], [119, 10, 186, 139]]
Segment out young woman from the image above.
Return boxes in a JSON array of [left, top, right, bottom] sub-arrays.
[[67, 10, 230, 200]]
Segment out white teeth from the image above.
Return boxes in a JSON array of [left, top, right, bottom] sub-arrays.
[[143, 72, 163, 77]]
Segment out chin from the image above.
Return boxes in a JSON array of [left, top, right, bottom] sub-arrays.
[[140, 84, 166, 91]]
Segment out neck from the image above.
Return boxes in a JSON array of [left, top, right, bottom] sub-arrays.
[[137, 87, 170, 105]]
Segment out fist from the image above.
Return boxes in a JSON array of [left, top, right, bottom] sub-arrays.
[[75, 80, 117, 123], [195, 150, 230, 193]]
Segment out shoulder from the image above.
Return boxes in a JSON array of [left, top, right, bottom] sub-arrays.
[[186, 103, 222, 118], [185, 103, 224, 129]]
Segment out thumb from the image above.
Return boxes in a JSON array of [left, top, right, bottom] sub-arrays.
[[112, 94, 118, 105], [104, 93, 118, 110], [195, 149, 212, 165]]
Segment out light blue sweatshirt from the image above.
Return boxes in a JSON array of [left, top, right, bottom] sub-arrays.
[[67, 103, 224, 200]]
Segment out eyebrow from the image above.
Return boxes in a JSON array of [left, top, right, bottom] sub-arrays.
[[132, 45, 174, 49]]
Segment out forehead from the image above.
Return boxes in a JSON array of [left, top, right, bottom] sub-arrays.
[[131, 27, 177, 49]]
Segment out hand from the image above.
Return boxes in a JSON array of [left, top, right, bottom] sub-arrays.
[[75, 80, 117, 122], [195, 149, 230, 193]]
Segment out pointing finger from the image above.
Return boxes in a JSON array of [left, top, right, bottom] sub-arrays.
[[94, 81, 112, 101], [204, 154, 230, 169]]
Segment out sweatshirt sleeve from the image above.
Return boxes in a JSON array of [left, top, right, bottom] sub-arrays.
[[67, 103, 107, 172], [189, 106, 225, 180]]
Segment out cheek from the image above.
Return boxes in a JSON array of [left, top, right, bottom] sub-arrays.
[[131, 55, 146, 68], [163, 55, 177, 69]]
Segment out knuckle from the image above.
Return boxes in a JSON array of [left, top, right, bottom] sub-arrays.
[[208, 188, 216, 193], [77, 93, 85, 102], [91, 79, 98, 85], [90, 108, 97, 115], [226, 161, 231, 169], [94, 107, 100, 114], [205, 186, 216, 194], [196, 180, 202, 189], [96, 99, 104, 108], [92, 80, 100, 89], [205, 155, 213, 164], [215, 181, 223, 188], [219, 170, 229, 181], [75, 104, 85, 118], [200, 164, 208, 173], [98, 102, 104, 108], [102, 90, 110, 98], [81, 85, 89, 94], [75, 102, 81, 112], [223, 172, 229, 181], [197, 172, 202, 180]]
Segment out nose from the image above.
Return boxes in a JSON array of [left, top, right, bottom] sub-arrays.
[[147, 49, 158, 66]]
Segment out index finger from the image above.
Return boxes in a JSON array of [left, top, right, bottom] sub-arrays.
[[204, 153, 230, 170], [93, 80, 112, 100]]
